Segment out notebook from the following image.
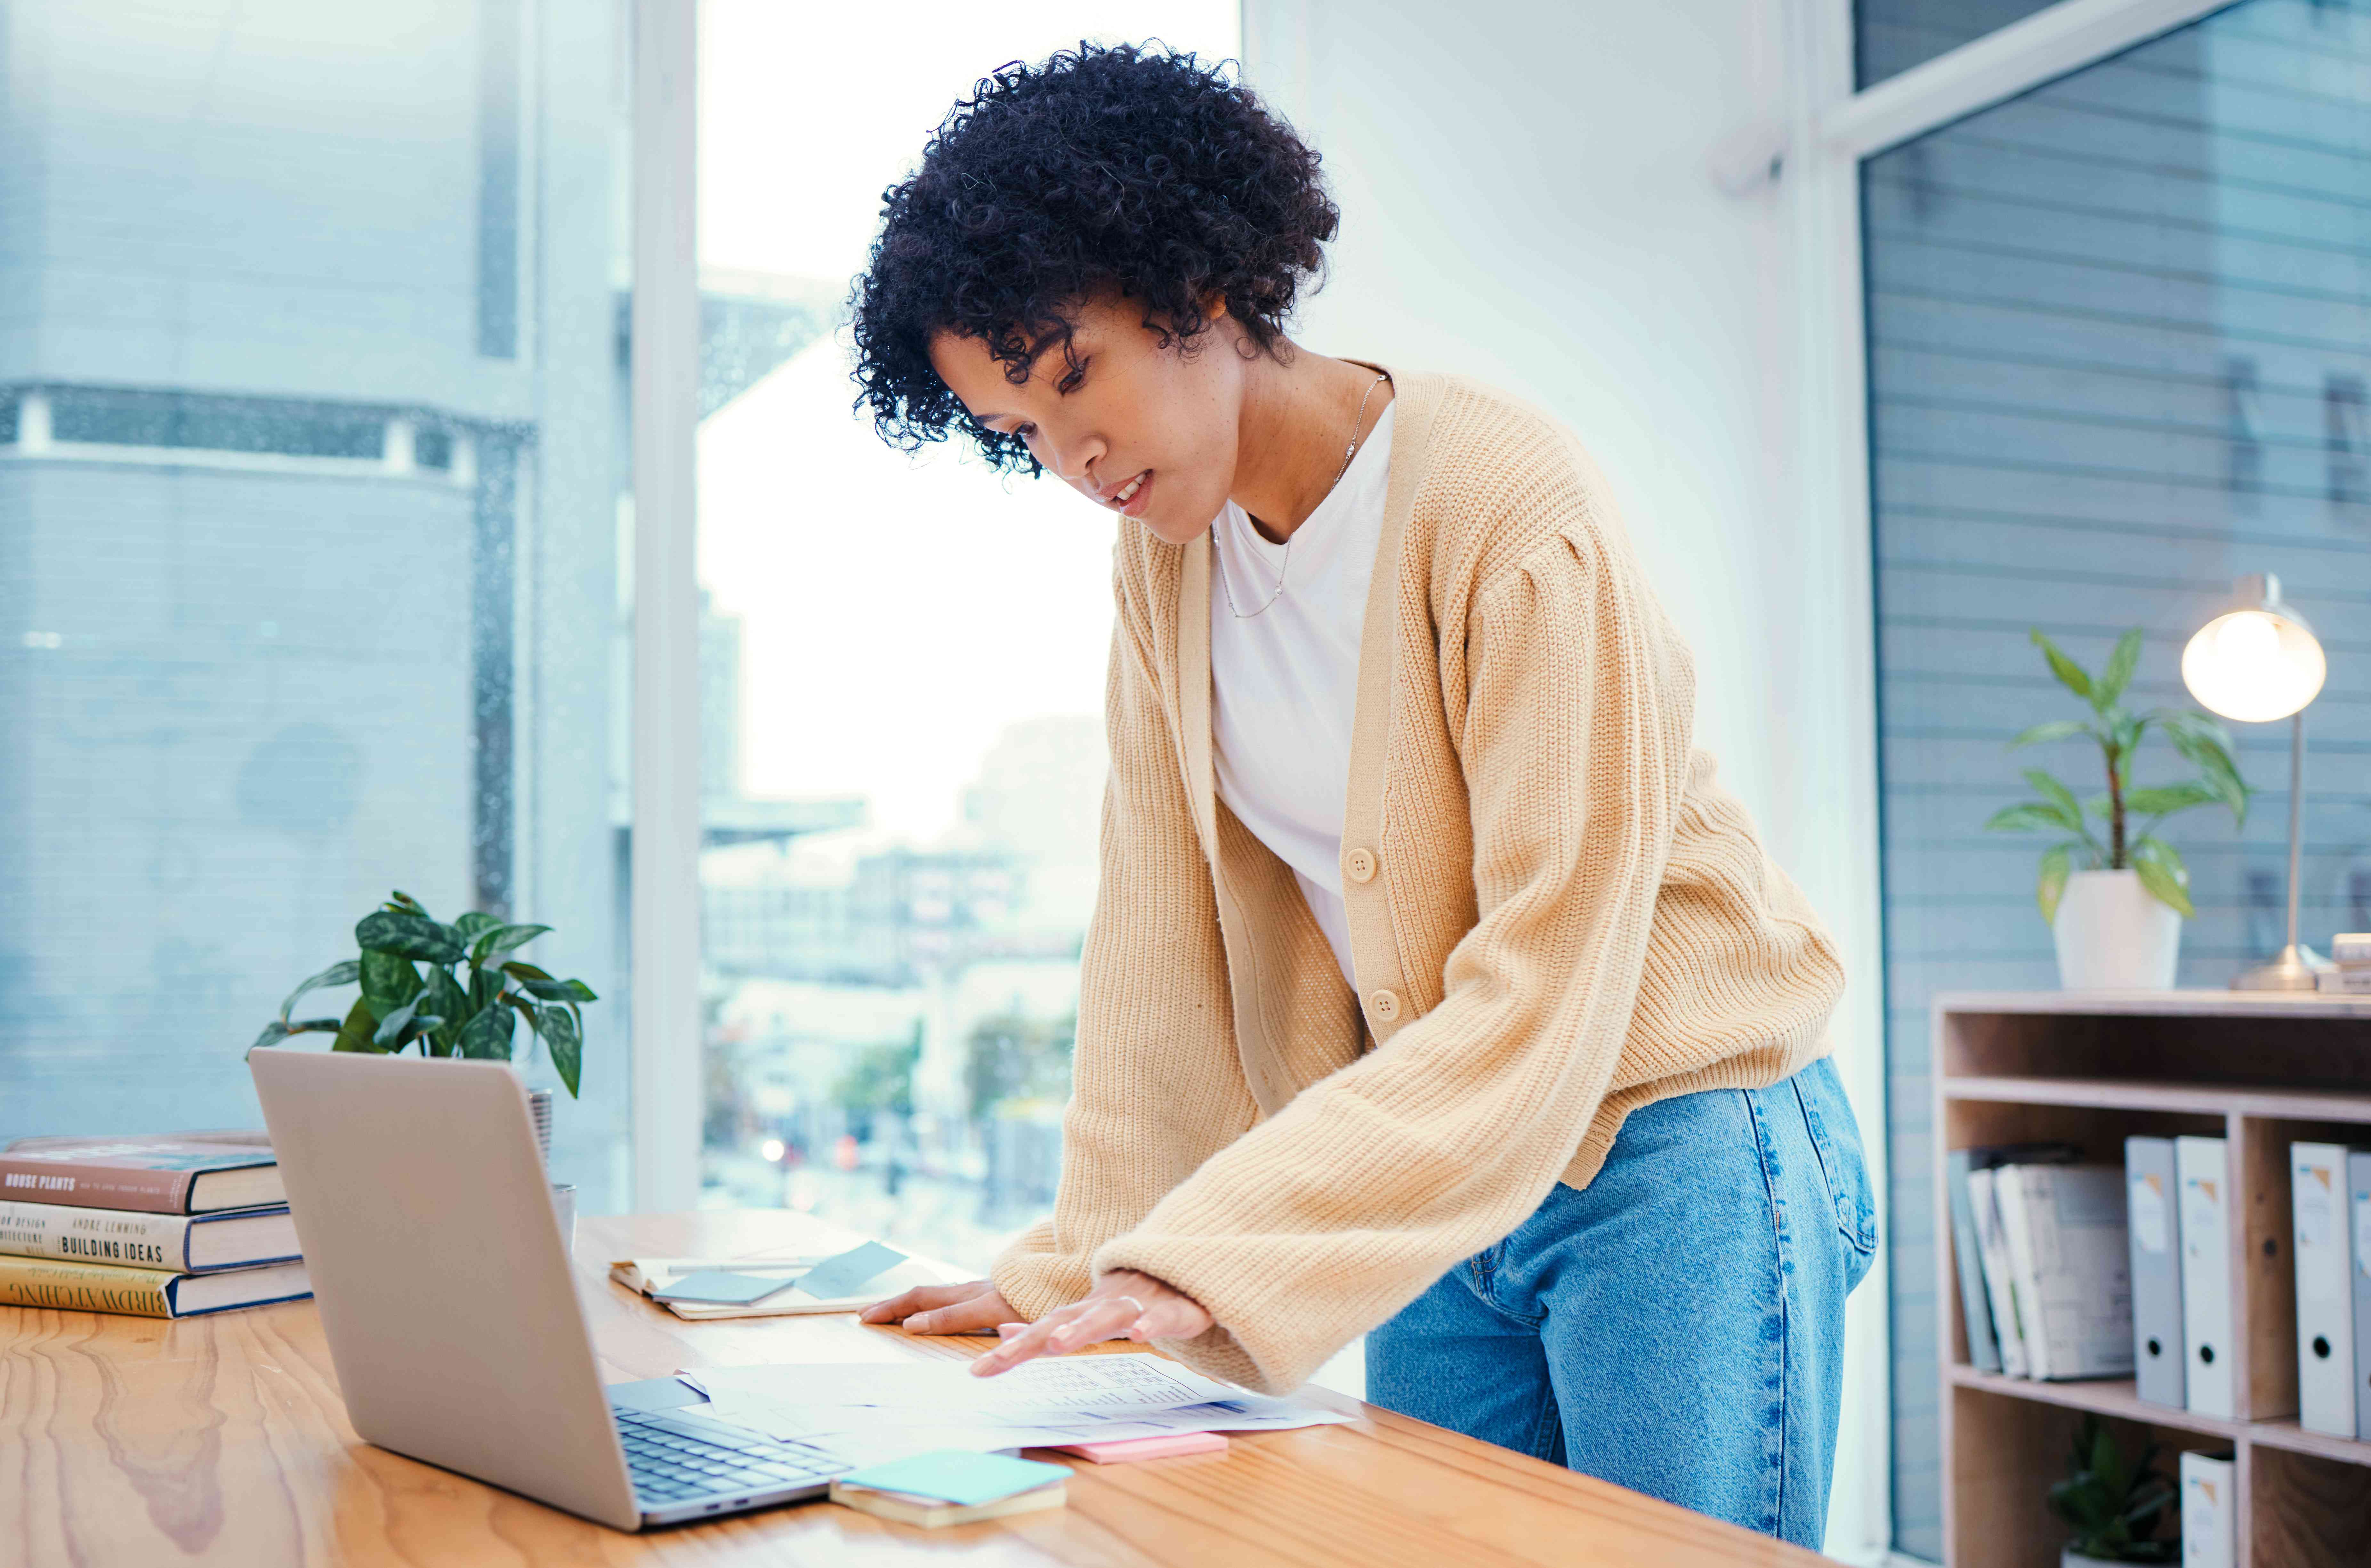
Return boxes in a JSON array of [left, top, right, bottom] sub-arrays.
[[610, 1248, 969, 1319]]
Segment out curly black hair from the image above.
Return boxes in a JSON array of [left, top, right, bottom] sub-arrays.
[[847, 41, 1339, 475]]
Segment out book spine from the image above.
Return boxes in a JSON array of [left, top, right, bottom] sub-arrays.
[[2017, 1167, 2071, 1376], [0, 1255, 177, 1317], [0, 1156, 194, 1214], [1971, 1168, 2029, 1378], [1947, 1150, 2002, 1374], [1993, 1166, 2050, 1380], [0, 1200, 193, 1269]]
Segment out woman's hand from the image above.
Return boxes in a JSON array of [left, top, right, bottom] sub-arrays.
[[968, 1269, 1212, 1378], [858, 1280, 1017, 1336]]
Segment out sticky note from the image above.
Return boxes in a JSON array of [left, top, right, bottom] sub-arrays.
[[795, 1240, 908, 1300], [835, 1450, 1068, 1507], [1053, 1431, 1228, 1464], [651, 1270, 797, 1305]]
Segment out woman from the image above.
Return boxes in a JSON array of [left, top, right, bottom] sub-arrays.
[[852, 43, 1875, 1549]]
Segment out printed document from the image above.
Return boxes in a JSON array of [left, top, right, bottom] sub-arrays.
[[679, 1352, 1239, 1415], [673, 1352, 1355, 1465]]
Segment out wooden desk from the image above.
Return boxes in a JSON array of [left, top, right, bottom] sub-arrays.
[[2, 1209, 1819, 1566]]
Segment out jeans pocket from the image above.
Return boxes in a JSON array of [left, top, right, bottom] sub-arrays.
[[1460, 1210, 1548, 1327], [1792, 1057, 1879, 1273]]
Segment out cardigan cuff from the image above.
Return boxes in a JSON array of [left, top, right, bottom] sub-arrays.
[[1091, 1236, 1319, 1395], [987, 1219, 1092, 1324]]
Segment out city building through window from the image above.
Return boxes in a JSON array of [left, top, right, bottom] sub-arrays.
[[0, 2, 636, 1206], [691, 2, 1240, 1271]]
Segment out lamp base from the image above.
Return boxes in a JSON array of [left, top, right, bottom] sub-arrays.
[[2230, 944, 2334, 992]]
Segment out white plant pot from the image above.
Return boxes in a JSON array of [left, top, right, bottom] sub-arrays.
[[2052, 868, 2181, 991], [2062, 1550, 2125, 1568]]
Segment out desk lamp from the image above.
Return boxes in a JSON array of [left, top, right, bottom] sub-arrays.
[[2181, 573, 2328, 990]]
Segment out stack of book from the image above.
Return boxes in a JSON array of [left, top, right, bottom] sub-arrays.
[[1946, 1142, 2134, 1383], [2316, 932, 2371, 993], [0, 1132, 311, 1318]]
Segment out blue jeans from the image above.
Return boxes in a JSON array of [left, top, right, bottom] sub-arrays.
[[1365, 1055, 1877, 1550]]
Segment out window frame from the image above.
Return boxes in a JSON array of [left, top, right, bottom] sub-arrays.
[[630, 0, 705, 1211], [1781, 0, 2237, 1562]]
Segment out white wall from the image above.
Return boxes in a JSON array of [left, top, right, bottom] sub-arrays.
[[1238, 2, 1891, 1558], [1242, 0, 1801, 809]]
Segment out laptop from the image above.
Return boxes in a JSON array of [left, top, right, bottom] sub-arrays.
[[249, 1049, 855, 1530]]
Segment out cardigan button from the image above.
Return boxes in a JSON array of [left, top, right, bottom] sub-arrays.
[[1369, 988, 1402, 1022], [1344, 847, 1378, 884]]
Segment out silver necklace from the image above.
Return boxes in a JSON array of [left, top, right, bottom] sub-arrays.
[[1218, 370, 1390, 620]]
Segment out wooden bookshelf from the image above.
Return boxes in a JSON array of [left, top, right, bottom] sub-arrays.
[[1934, 991, 2371, 1568]]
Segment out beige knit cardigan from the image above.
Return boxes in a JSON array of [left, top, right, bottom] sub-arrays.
[[989, 361, 1845, 1395]]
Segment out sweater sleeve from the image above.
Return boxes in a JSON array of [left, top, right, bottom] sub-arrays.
[[988, 578, 1261, 1323], [1092, 522, 1695, 1393]]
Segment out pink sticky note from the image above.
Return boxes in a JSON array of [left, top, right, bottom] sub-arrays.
[[1050, 1431, 1229, 1464]]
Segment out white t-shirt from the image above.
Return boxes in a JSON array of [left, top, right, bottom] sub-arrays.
[[1208, 400, 1395, 989]]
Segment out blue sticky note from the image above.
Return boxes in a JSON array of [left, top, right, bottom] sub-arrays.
[[837, 1451, 1068, 1507], [795, 1240, 907, 1300], [651, 1270, 797, 1305]]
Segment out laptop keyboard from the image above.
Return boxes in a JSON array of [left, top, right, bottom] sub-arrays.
[[617, 1408, 847, 1503]]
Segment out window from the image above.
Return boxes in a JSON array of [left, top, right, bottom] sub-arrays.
[[1862, 1, 2371, 1552], [693, 5, 1238, 1272], [0, 3, 637, 1208], [1855, 0, 2068, 88]]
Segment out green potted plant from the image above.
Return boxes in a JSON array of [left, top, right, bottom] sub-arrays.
[[2047, 1415, 2177, 1565], [1984, 628, 2249, 990], [250, 890, 598, 1103]]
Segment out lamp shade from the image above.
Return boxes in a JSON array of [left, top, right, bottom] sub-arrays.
[[2181, 574, 2325, 723]]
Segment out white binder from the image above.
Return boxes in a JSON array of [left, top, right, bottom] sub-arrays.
[[2126, 1136, 2184, 1408], [2179, 1449, 2235, 1568], [2177, 1136, 2234, 1418], [2293, 1141, 2359, 1437], [2353, 1151, 2371, 1442]]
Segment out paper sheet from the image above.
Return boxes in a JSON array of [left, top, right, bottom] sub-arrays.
[[673, 1351, 1355, 1473], [673, 1405, 1042, 1469], [680, 1352, 1239, 1416], [684, 1387, 1357, 1458]]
